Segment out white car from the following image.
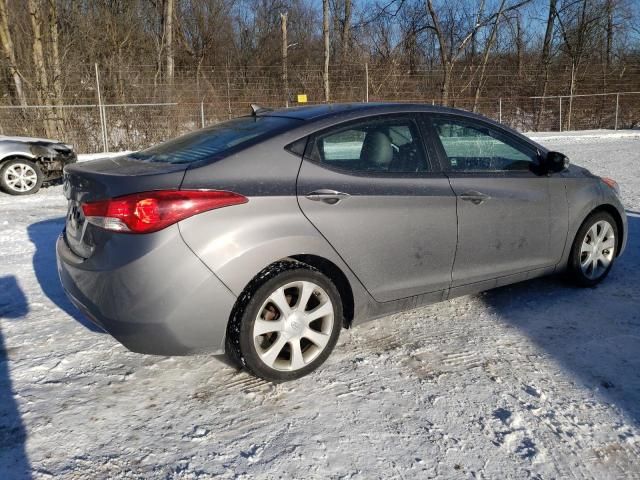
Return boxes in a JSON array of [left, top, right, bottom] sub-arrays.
[[0, 135, 77, 195]]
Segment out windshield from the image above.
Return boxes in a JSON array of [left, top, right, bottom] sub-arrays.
[[129, 116, 299, 164]]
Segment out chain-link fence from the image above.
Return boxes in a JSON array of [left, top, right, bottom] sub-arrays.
[[1, 63, 639, 153]]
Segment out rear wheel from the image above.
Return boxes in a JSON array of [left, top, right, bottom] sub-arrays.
[[0, 158, 43, 195], [226, 261, 342, 382], [568, 211, 618, 287]]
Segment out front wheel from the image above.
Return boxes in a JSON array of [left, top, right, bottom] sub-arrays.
[[226, 261, 343, 382], [0, 158, 44, 195], [568, 211, 618, 287]]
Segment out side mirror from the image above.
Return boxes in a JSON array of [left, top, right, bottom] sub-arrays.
[[544, 151, 569, 173]]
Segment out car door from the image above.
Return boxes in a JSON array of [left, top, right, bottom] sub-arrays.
[[427, 114, 564, 289], [296, 114, 458, 303]]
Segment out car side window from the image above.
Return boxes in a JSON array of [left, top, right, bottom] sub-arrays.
[[310, 116, 430, 173], [431, 117, 537, 172]]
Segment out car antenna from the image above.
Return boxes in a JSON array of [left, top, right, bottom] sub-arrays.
[[250, 103, 272, 116]]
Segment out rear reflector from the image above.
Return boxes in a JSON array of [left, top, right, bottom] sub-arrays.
[[82, 190, 247, 233]]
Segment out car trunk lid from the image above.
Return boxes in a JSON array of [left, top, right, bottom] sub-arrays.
[[63, 156, 188, 258]]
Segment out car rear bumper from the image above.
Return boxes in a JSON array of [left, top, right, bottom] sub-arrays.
[[56, 226, 237, 356]]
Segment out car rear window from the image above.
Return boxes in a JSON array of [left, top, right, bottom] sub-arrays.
[[129, 116, 299, 164]]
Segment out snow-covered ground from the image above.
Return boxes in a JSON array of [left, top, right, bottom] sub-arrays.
[[1, 131, 639, 479]]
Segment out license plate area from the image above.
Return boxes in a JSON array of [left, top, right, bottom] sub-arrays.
[[65, 200, 93, 258], [66, 200, 83, 237]]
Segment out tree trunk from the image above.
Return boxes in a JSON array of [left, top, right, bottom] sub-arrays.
[[568, 61, 575, 131], [340, 0, 352, 64], [516, 14, 523, 77], [323, 0, 330, 103], [280, 12, 288, 107], [441, 62, 451, 106], [535, 0, 557, 130], [606, 0, 613, 69], [426, 0, 450, 105], [540, 0, 556, 68], [164, 0, 174, 89], [47, 0, 64, 137], [473, 0, 505, 113], [28, 0, 58, 138], [48, 0, 63, 106], [0, 0, 27, 106], [601, 0, 614, 116], [469, 4, 485, 64]]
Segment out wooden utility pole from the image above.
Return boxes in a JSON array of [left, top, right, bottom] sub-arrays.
[[0, 0, 27, 106], [323, 0, 330, 102], [281, 12, 288, 107]]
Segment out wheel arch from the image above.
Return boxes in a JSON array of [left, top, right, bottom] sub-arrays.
[[0, 153, 37, 166], [289, 254, 355, 328], [587, 204, 625, 256], [226, 253, 357, 338]]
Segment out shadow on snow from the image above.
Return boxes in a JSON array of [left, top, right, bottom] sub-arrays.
[[481, 211, 640, 424], [27, 217, 103, 333], [0, 275, 32, 479]]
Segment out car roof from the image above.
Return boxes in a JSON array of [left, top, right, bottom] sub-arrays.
[[0, 135, 62, 144], [260, 102, 463, 121], [259, 102, 548, 154]]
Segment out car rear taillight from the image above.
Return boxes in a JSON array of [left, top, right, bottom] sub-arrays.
[[82, 190, 247, 233]]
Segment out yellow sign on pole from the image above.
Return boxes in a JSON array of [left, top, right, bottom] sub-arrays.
[[297, 94, 308, 103]]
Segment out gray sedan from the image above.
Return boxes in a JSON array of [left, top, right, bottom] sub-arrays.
[[56, 103, 627, 381]]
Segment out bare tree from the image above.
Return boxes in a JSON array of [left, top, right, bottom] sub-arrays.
[[0, 0, 27, 106], [534, 0, 557, 129], [513, 12, 524, 77], [339, 0, 352, 64], [27, 0, 60, 137], [540, 0, 557, 70], [605, 0, 614, 68], [48, 0, 63, 107], [426, 0, 531, 105], [472, 0, 507, 112], [557, 0, 604, 129], [0, 0, 639, 146], [176, 0, 235, 90], [425, 0, 489, 105]]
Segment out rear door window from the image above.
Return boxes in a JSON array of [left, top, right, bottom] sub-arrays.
[[129, 116, 299, 164]]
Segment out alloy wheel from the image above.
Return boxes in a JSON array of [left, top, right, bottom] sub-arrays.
[[4, 162, 38, 193], [580, 220, 615, 280], [253, 280, 334, 372]]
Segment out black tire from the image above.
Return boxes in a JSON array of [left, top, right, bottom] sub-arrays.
[[0, 158, 44, 195], [226, 260, 343, 382], [568, 211, 618, 287]]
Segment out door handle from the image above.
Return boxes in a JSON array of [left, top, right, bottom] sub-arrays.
[[305, 189, 351, 205], [460, 191, 490, 205]]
